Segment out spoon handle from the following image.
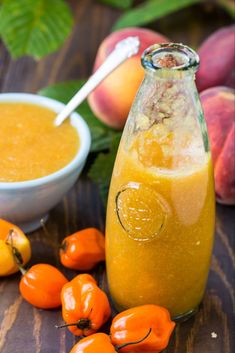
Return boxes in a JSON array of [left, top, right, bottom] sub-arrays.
[[54, 36, 140, 126]]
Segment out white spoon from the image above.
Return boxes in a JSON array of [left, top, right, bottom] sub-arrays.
[[54, 36, 140, 127]]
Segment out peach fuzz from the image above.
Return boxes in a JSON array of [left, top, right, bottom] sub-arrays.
[[196, 25, 235, 92], [88, 28, 170, 129], [200, 86, 235, 204]]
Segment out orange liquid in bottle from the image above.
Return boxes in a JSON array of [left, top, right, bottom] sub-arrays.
[[106, 125, 215, 318]]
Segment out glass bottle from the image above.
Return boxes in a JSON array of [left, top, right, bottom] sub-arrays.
[[105, 43, 215, 321]]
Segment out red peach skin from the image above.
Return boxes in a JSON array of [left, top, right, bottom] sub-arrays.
[[215, 123, 235, 204], [200, 86, 235, 204], [196, 25, 235, 92], [88, 27, 170, 129]]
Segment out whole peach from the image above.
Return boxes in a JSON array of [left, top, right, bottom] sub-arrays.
[[88, 27, 170, 129], [200, 86, 235, 204], [196, 25, 235, 92]]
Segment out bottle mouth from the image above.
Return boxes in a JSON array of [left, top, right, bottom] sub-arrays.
[[141, 43, 199, 72]]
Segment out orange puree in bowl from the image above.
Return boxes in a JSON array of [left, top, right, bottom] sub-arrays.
[[0, 103, 79, 182]]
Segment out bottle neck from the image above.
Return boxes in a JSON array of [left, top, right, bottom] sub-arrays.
[[144, 66, 196, 82], [122, 43, 209, 159]]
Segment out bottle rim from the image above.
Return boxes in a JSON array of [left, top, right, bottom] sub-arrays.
[[141, 43, 200, 72]]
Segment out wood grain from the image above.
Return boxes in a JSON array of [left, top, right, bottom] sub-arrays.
[[0, 1, 234, 352]]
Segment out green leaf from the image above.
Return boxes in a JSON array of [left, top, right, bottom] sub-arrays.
[[113, 0, 201, 30], [89, 134, 121, 205], [216, 0, 235, 18], [0, 0, 73, 59], [38, 80, 119, 153], [99, 0, 134, 10]]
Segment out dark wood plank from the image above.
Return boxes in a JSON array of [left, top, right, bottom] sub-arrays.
[[0, 1, 234, 353]]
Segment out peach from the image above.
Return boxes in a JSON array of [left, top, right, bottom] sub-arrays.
[[200, 86, 235, 204], [196, 25, 235, 92], [88, 27, 170, 129]]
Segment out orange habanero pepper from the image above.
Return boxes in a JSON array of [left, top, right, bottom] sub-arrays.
[[0, 218, 31, 276], [60, 228, 105, 271], [110, 305, 175, 352], [70, 330, 152, 353], [19, 264, 68, 309], [58, 273, 111, 336], [70, 334, 115, 353]]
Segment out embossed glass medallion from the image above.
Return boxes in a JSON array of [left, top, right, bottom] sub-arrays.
[[115, 182, 170, 241]]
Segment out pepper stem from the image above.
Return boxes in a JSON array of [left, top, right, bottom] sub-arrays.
[[115, 328, 152, 351], [55, 318, 91, 330], [6, 230, 27, 275], [59, 240, 68, 252]]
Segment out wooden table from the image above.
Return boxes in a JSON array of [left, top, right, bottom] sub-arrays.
[[0, 1, 234, 352]]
